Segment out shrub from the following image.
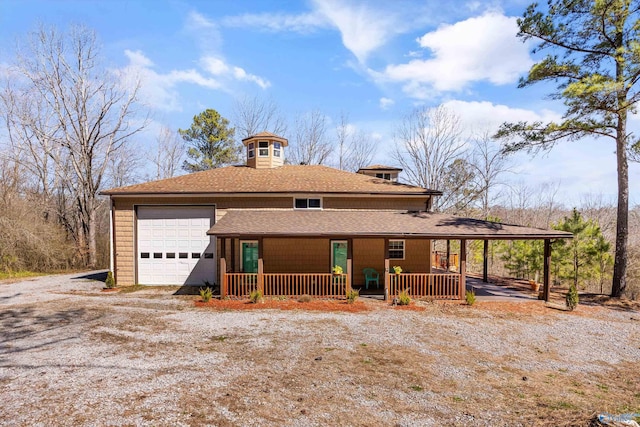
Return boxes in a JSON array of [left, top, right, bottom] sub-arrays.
[[465, 289, 476, 306], [249, 289, 264, 304], [298, 294, 312, 303], [332, 265, 343, 274], [397, 289, 411, 305], [392, 265, 403, 274], [199, 286, 213, 302], [346, 289, 359, 304], [105, 271, 115, 289], [565, 284, 579, 310]]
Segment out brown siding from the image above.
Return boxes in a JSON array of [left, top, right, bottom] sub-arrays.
[[397, 239, 432, 274], [353, 238, 385, 287], [324, 197, 429, 211], [262, 238, 329, 273]]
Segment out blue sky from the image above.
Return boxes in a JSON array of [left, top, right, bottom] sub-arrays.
[[1, 0, 639, 207]]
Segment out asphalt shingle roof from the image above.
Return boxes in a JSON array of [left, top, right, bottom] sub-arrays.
[[207, 210, 572, 240], [102, 165, 439, 196]]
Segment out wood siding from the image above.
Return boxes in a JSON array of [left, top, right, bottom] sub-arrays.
[[262, 238, 329, 273], [324, 196, 429, 211]]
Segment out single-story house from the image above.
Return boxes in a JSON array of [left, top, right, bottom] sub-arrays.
[[101, 132, 571, 300]]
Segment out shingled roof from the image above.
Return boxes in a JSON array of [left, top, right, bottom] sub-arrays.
[[101, 165, 440, 196], [207, 210, 572, 240]]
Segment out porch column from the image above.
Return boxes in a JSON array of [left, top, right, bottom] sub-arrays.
[[446, 240, 451, 271], [459, 239, 467, 300], [220, 257, 227, 298], [384, 237, 390, 301], [230, 238, 236, 272], [347, 238, 353, 294], [543, 239, 551, 302], [483, 239, 489, 283], [258, 237, 264, 294]]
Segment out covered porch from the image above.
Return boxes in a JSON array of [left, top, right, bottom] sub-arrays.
[[207, 210, 571, 301]]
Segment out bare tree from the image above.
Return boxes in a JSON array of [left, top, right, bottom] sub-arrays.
[[148, 126, 185, 180], [288, 109, 331, 165], [334, 112, 376, 171], [232, 94, 287, 139], [4, 25, 147, 267], [468, 131, 511, 218], [393, 105, 473, 212]]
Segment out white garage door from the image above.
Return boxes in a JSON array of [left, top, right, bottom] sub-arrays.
[[137, 206, 216, 286]]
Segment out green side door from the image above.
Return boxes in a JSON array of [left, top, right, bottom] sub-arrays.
[[242, 242, 259, 273], [332, 241, 348, 273]]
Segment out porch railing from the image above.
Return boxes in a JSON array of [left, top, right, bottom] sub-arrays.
[[264, 273, 347, 298], [388, 273, 462, 299], [222, 272, 349, 299]]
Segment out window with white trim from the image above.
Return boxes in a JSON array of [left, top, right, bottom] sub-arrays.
[[273, 142, 281, 157], [294, 198, 322, 209], [258, 141, 269, 157], [388, 240, 405, 259], [248, 142, 255, 158], [376, 173, 391, 180]]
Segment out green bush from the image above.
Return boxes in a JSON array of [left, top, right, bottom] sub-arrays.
[[392, 265, 403, 274], [249, 289, 264, 304], [465, 289, 476, 306], [332, 265, 343, 274], [199, 286, 213, 302], [397, 290, 411, 305], [346, 289, 359, 304], [105, 271, 115, 289], [565, 284, 579, 310]]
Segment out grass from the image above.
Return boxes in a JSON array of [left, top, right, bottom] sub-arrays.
[[0, 270, 42, 281]]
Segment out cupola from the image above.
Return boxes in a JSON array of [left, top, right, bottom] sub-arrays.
[[242, 132, 288, 169]]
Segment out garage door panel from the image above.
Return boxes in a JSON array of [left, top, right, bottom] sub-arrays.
[[137, 206, 216, 286]]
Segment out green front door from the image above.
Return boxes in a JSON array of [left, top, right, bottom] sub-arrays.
[[331, 241, 348, 273], [242, 242, 259, 273]]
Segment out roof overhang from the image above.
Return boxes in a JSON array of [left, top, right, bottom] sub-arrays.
[[207, 210, 573, 240]]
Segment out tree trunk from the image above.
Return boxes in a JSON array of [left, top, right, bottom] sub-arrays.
[[611, 116, 628, 298], [88, 205, 97, 268]]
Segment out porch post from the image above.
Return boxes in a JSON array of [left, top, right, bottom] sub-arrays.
[[258, 237, 264, 295], [459, 239, 467, 300], [220, 257, 227, 298], [483, 239, 489, 283], [384, 237, 390, 301], [543, 239, 551, 302], [347, 238, 353, 295], [230, 238, 236, 272], [446, 240, 451, 271]]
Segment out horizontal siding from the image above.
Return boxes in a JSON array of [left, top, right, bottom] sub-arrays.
[[263, 238, 329, 273], [324, 197, 429, 211]]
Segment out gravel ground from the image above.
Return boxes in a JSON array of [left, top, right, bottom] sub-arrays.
[[1, 271, 639, 426]]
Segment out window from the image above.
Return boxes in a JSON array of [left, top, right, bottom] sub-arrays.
[[204, 252, 214, 259], [248, 142, 255, 159], [140, 252, 150, 259], [388, 240, 405, 259], [258, 141, 269, 157], [192, 253, 201, 259], [376, 173, 392, 180], [273, 142, 281, 157], [153, 253, 163, 259], [294, 198, 322, 209], [166, 253, 175, 259], [179, 252, 188, 259]]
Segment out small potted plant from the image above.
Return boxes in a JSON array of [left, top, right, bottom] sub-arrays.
[[392, 266, 403, 275], [332, 265, 343, 275], [529, 279, 540, 292]]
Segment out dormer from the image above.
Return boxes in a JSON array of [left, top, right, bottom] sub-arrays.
[[242, 132, 288, 169], [357, 165, 402, 182]]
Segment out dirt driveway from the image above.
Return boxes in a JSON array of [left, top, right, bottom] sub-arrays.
[[1, 272, 639, 426]]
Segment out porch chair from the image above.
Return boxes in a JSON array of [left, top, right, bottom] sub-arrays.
[[363, 268, 380, 289]]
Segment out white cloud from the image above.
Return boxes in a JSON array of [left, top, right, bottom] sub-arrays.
[[311, 0, 406, 63], [379, 97, 394, 110], [442, 100, 561, 135], [222, 12, 328, 33], [119, 50, 270, 112], [382, 12, 533, 97]]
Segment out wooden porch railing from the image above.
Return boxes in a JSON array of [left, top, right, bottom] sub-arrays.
[[388, 273, 462, 300], [222, 272, 349, 299], [225, 273, 259, 297], [264, 273, 347, 298]]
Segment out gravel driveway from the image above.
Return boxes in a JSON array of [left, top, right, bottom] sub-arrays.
[[1, 271, 639, 426]]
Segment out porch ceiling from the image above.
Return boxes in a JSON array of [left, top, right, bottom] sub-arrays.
[[207, 210, 572, 240]]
